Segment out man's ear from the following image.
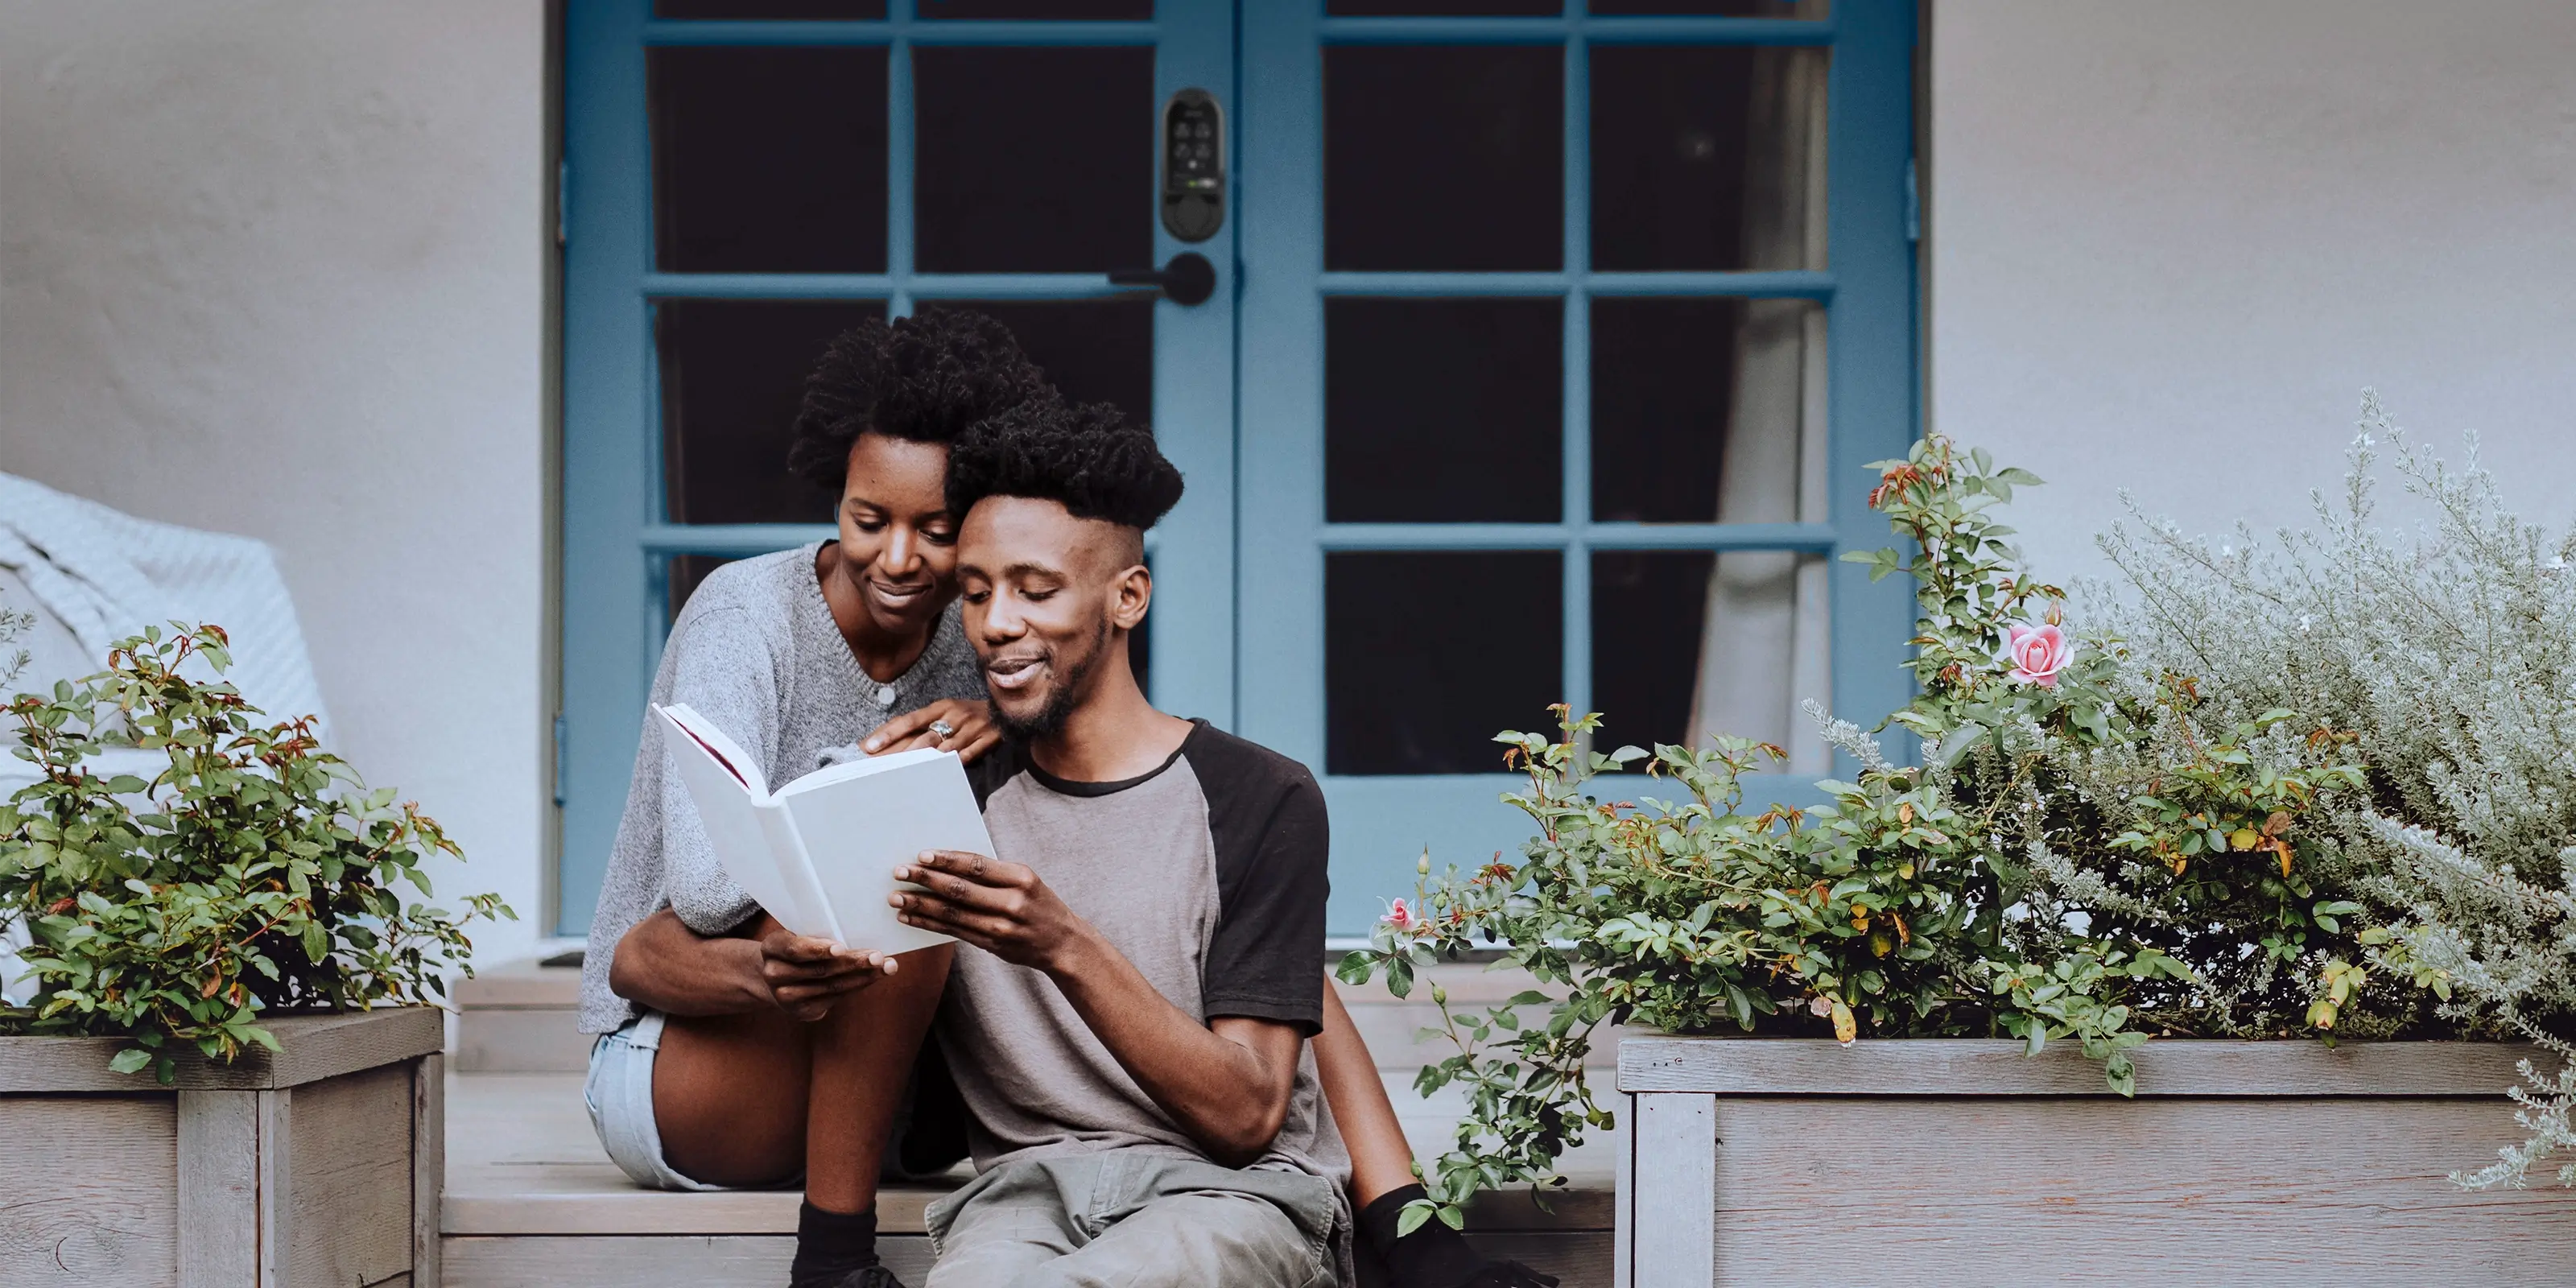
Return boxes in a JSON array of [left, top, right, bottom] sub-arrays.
[[1109, 562, 1153, 632]]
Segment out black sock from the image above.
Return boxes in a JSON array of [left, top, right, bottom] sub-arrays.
[[789, 1201, 880, 1288], [1359, 1184, 1484, 1288]]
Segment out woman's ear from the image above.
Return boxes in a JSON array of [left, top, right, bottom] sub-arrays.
[[1109, 563, 1154, 632]]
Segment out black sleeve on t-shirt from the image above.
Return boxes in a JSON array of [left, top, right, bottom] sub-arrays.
[[1184, 722, 1331, 1036]]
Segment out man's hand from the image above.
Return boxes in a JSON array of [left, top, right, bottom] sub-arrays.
[[861, 699, 1002, 764], [754, 922, 898, 1022], [890, 849, 1093, 973]]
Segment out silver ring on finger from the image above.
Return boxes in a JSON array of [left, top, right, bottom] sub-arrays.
[[928, 719, 956, 740]]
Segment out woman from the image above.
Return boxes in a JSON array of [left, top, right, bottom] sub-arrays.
[[581, 310, 1549, 1288]]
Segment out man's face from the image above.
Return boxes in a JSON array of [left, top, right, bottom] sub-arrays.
[[956, 496, 1149, 741]]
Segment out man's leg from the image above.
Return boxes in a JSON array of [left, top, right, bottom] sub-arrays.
[[921, 1159, 1084, 1288], [1019, 1187, 1330, 1288]]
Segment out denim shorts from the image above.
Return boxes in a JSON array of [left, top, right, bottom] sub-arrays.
[[584, 1009, 736, 1191], [583, 1009, 965, 1191]]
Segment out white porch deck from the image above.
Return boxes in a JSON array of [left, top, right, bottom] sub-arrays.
[[442, 961, 1617, 1287]]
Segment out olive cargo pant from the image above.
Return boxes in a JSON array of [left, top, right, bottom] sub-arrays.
[[923, 1151, 1340, 1288]]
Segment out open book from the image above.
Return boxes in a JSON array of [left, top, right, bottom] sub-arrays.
[[654, 703, 974, 954]]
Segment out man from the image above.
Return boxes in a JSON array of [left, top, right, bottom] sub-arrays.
[[886, 398, 1348, 1287]]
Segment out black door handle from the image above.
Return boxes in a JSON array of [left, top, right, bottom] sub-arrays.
[[1107, 252, 1216, 307]]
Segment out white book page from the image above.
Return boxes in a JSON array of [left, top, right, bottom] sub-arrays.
[[658, 703, 773, 799], [778, 750, 980, 956], [654, 704, 830, 938], [776, 745, 948, 798]]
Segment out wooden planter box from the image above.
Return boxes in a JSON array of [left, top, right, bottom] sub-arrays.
[[1613, 1036, 2576, 1286], [0, 1008, 444, 1288]]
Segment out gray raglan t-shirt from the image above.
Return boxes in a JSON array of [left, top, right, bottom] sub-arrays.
[[577, 543, 985, 1035], [939, 721, 1350, 1195]]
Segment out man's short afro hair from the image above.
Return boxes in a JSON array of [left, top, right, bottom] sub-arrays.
[[946, 399, 1185, 531], [785, 308, 1051, 490]]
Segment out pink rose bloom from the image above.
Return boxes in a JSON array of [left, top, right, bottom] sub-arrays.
[[1382, 898, 1418, 933], [2004, 622, 2071, 688]]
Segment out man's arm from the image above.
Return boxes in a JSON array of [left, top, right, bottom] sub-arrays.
[[610, 907, 898, 1023], [892, 851, 1303, 1166]]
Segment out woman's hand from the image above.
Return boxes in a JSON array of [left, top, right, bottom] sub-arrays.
[[610, 908, 887, 1020], [861, 698, 1001, 763], [753, 920, 896, 1022]]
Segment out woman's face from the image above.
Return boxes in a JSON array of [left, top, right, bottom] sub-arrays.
[[833, 433, 959, 636]]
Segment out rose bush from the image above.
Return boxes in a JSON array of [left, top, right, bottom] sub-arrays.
[[0, 625, 511, 1080], [1338, 434, 2442, 1233]]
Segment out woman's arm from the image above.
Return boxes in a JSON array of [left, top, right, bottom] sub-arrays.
[[609, 908, 896, 1022]]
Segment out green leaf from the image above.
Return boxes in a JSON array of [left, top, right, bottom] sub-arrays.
[[1395, 1200, 1436, 1238], [108, 1047, 152, 1075]]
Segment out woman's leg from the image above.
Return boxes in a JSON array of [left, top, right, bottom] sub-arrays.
[[803, 943, 953, 1212], [654, 943, 953, 1208], [1316, 980, 1562, 1288], [654, 1006, 815, 1187], [1314, 985, 1419, 1205]]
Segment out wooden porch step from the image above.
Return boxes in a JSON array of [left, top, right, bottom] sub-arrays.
[[453, 956, 1630, 1075], [442, 1067, 1616, 1287]]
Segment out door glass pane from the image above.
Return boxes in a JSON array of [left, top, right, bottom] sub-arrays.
[[655, 0, 886, 17], [914, 47, 1154, 273], [1591, 45, 1827, 272], [1591, 551, 1708, 749], [1589, 0, 1827, 14], [922, 0, 1151, 16], [935, 300, 1154, 424], [1326, 46, 1562, 271], [1327, 298, 1560, 522], [1596, 550, 1827, 763], [667, 554, 741, 626], [659, 299, 885, 526], [649, 47, 889, 273], [1328, 551, 1561, 775], [1591, 297, 1820, 524], [1328, 0, 1557, 12]]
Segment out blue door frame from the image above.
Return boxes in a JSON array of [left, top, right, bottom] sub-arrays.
[[558, 0, 1917, 939], [1234, 2, 1919, 932], [558, 2, 1239, 936]]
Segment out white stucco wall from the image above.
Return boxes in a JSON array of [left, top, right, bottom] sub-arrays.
[[0, 2, 554, 966], [1930, 0, 2576, 586]]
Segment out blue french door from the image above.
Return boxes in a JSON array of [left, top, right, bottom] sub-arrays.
[[558, 0, 1916, 939], [559, 0, 1239, 935], [1234, 1, 1918, 932]]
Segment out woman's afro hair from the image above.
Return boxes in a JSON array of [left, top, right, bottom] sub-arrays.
[[946, 398, 1185, 531], [784, 308, 1051, 490]]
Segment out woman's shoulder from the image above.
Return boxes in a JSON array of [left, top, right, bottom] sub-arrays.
[[665, 545, 821, 654]]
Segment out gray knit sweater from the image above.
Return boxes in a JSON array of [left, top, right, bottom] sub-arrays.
[[577, 543, 985, 1034]]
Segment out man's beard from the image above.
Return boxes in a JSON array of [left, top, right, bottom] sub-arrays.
[[988, 620, 1106, 744]]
